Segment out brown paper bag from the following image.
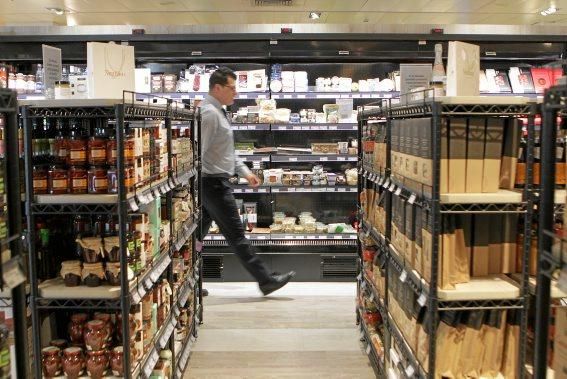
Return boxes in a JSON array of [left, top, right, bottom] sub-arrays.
[[488, 215, 503, 274], [501, 215, 518, 274], [499, 118, 522, 189], [441, 216, 456, 289], [472, 215, 490, 277], [453, 215, 471, 284], [458, 311, 486, 378], [501, 310, 520, 378], [481, 310, 507, 377]]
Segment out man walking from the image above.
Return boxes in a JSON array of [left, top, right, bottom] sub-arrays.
[[198, 67, 295, 295]]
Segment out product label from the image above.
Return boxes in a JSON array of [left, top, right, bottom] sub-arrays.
[[70, 150, 86, 160], [94, 178, 108, 188], [52, 178, 68, 189], [58, 148, 68, 158], [90, 149, 106, 158], [72, 179, 87, 188], [33, 179, 47, 190]]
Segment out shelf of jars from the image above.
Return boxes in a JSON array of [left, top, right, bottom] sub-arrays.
[[140, 309, 178, 378], [270, 123, 358, 131], [138, 92, 270, 101], [270, 91, 398, 100], [230, 185, 357, 194], [174, 320, 196, 379], [271, 154, 357, 163]]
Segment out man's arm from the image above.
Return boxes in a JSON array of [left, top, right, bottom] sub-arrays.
[[200, 107, 217, 158]]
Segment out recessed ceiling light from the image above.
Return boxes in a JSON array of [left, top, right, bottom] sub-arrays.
[[46, 7, 66, 15], [540, 6, 558, 15], [309, 12, 321, 20]]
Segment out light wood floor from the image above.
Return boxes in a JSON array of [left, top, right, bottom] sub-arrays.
[[183, 282, 375, 379]]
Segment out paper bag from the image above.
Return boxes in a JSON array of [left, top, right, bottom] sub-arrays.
[[87, 42, 135, 99]]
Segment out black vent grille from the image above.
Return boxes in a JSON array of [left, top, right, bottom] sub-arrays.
[[321, 255, 358, 279], [252, 0, 293, 6], [203, 255, 223, 279]]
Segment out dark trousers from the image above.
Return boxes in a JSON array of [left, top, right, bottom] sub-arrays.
[[198, 177, 272, 285]]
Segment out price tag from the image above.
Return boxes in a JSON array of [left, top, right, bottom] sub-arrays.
[[128, 198, 140, 211], [293, 126, 302, 130], [329, 125, 338, 130], [366, 344, 372, 355], [389, 183, 396, 192], [382, 178, 390, 188], [311, 126, 320, 131], [258, 188, 268, 193], [405, 365, 416, 377], [297, 94, 306, 99], [257, 235, 267, 240], [417, 292, 427, 307], [338, 188, 346, 192], [287, 188, 296, 192], [131, 290, 142, 304], [239, 94, 248, 99], [284, 94, 292, 99], [356, 273, 362, 280], [144, 277, 153, 288], [146, 192, 155, 202], [395, 187, 402, 196], [408, 193, 417, 205], [153, 188, 161, 198], [168, 178, 175, 188], [2, 259, 25, 290], [320, 157, 328, 161], [337, 157, 346, 161], [399, 271, 408, 283], [333, 235, 342, 239], [289, 157, 298, 162], [377, 176, 384, 185]]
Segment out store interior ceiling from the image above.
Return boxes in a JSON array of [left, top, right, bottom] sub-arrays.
[[0, 0, 566, 27]]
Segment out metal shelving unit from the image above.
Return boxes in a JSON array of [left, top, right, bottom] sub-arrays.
[[534, 84, 567, 379], [21, 93, 202, 379], [0, 88, 29, 378], [357, 95, 537, 378]]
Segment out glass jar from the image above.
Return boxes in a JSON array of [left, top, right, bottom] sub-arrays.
[[33, 165, 48, 194], [26, 74, 36, 94], [88, 127, 107, 165], [41, 346, 62, 377], [88, 166, 108, 194], [85, 350, 108, 379], [54, 80, 71, 99], [124, 165, 135, 191], [83, 319, 108, 351], [69, 166, 88, 194], [107, 166, 118, 194], [15, 73, 26, 94], [124, 127, 136, 164], [61, 347, 84, 379], [67, 120, 87, 166], [48, 165, 69, 194]]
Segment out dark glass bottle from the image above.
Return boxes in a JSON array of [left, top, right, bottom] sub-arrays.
[[38, 227, 50, 280]]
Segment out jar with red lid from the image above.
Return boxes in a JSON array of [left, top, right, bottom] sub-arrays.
[[84, 319, 108, 351], [107, 166, 118, 194], [86, 350, 109, 379], [88, 166, 108, 194], [61, 347, 84, 379], [48, 165, 69, 194], [42, 346, 62, 377], [33, 165, 48, 194], [88, 127, 107, 165], [67, 119, 87, 166], [69, 166, 88, 194]]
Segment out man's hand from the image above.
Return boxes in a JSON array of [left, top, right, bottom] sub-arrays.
[[245, 173, 261, 187]]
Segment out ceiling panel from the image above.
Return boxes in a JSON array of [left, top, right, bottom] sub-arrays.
[[117, 0, 188, 12], [67, 11, 198, 26]]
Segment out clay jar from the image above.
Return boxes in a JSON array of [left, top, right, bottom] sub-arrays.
[[115, 313, 137, 343], [110, 346, 124, 376], [86, 350, 109, 379], [61, 347, 84, 379], [84, 319, 108, 351], [68, 313, 88, 346], [93, 313, 114, 344], [41, 346, 62, 377]]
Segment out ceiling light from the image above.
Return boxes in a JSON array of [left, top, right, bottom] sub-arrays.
[[540, 6, 558, 15], [309, 12, 321, 20], [46, 7, 66, 15]]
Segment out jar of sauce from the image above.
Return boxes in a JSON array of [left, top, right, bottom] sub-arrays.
[[48, 165, 69, 194], [124, 127, 135, 164], [107, 166, 118, 194], [33, 165, 48, 194], [54, 119, 69, 164], [106, 134, 117, 166], [88, 166, 108, 194], [124, 165, 136, 191], [88, 127, 107, 165], [69, 166, 88, 194]]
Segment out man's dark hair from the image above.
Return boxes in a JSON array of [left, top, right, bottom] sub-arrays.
[[209, 67, 236, 91]]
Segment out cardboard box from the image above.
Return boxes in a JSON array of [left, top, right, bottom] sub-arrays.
[[483, 118, 505, 192], [87, 42, 135, 99], [448, 118, 467, 193], [466, 118, 485, 193], [472, 215, 490, 276], [446, 41, 480, 96], [500, 119, 522, 189]]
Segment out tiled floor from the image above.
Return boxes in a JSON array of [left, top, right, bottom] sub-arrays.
[[184, 282, 375, 378]]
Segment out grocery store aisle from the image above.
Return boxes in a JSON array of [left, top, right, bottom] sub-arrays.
[[184, 282, 374, 378]]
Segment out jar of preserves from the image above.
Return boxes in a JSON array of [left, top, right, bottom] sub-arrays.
[[54, 80, 71, 99], [93, 313, 114, 344], [107, 166, 118, 194], [124, 127, 136, 164], [106, 134, 117, 166], [69, 166, 88, 194], [124, 165, 136, 191], [88, 166, 108, 194], [33, 165, 48, 194], [83, 319, 108, 351], [41, 346, 62, 377], [68, 313, 88, 346], [67, 120, 87, 166], [48, 165, 69, 194], [54, 119, 69, 164], [88, 127, 107, 165], [61, 347, 84, 379]]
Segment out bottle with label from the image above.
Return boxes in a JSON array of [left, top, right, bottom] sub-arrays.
[[534, 137, 541, 186], [67, 119, 87, 166], [32, 118, 45, 161], [515, 136, 527, 188], [35, 64, 44, 94], [38, 227, 51, 280], [54, 119, 69, 164], [44, 118, 57, 162], [432, 43, 446, 82]]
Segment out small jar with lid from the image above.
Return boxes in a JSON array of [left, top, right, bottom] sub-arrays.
[[33, 165, 48, 194], [48, 165, 69, 194], [107, 166, 118, 194], [88, 127, 108, 165], [54, 80, 71, 99], [88, 166, 108, 194], [67, 120, 87, 166], [41, 346, 62, 377], [69, 166, 88, 194]]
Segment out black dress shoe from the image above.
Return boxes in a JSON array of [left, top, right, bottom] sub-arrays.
[[259, 271, 296, 296]]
